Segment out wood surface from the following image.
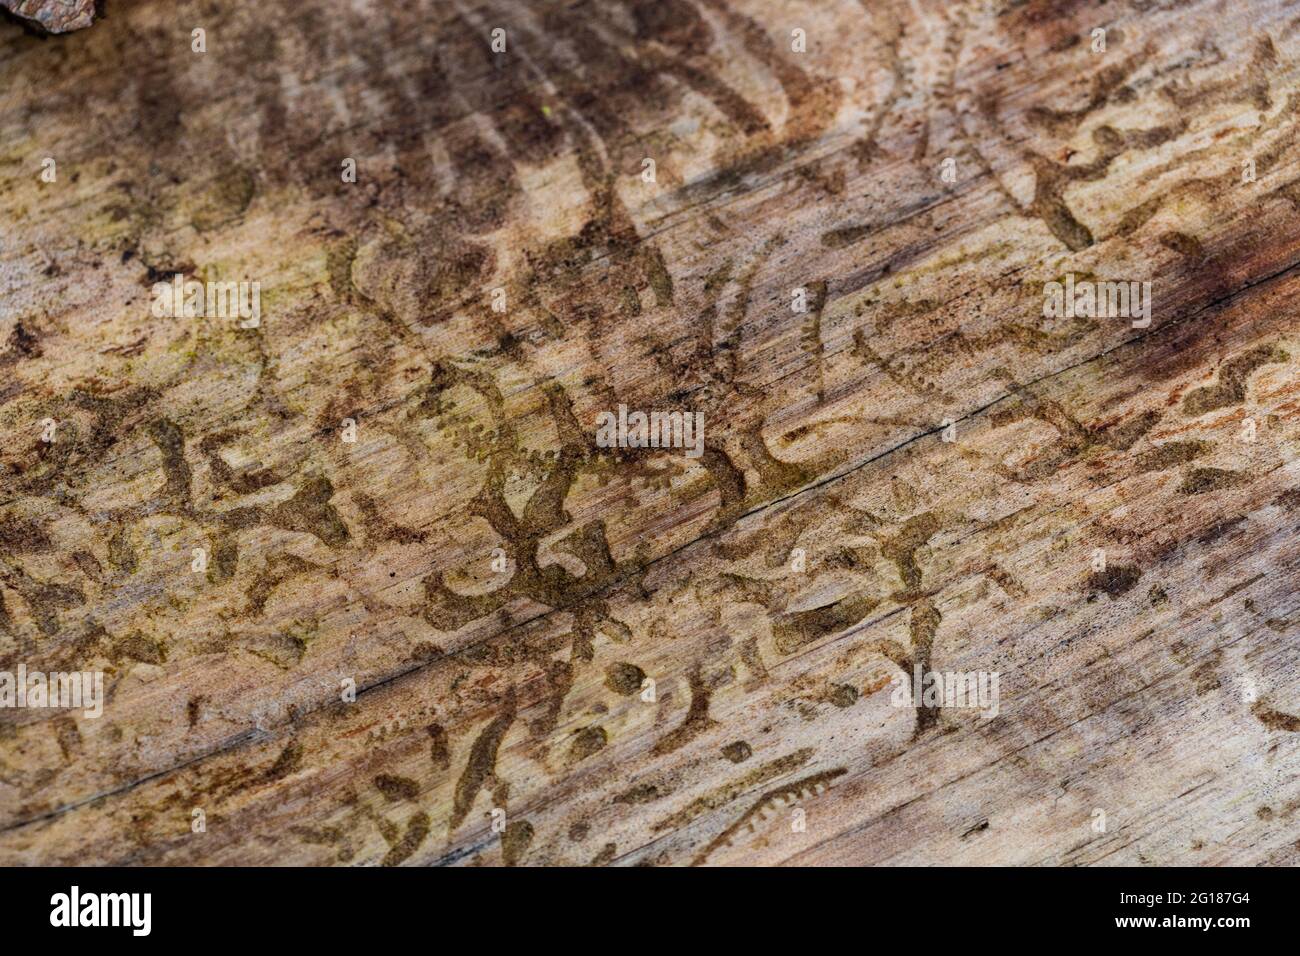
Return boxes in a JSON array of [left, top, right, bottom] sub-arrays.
[[2, 0, 1300, 866]]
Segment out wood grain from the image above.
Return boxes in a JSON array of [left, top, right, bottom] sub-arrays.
[[1, 0, 1300, 866]]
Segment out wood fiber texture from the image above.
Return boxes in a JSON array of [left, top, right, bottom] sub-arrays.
[[1, 0, 1300, 866]]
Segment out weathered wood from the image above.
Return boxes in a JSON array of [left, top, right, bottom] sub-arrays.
[[1, 0, 1299, 866]]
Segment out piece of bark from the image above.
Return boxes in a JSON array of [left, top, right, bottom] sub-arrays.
[[0, 0, 95, 33]]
